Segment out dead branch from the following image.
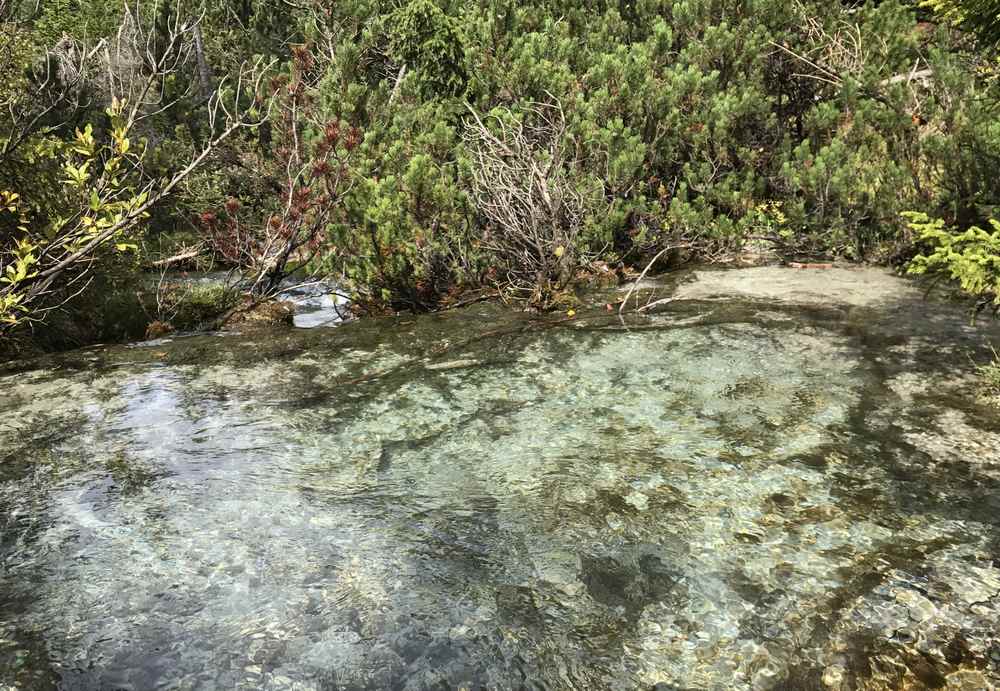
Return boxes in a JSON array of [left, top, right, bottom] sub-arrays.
[[151, 247, 201, 267], [881, 68, 934, 87], [772, 3, 934, 108], [463, 97, 590, 307], [618, 244, 689, 317]]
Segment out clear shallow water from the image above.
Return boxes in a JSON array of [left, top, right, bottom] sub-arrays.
[[2, 276, 1000, 690]]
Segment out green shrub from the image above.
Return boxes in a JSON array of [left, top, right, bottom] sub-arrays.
[[156, 282, 238, 331], [8, 0, 1000, 340], [326, 100, 480, 311], [905, 211, 1000, 308], [923, 0, 1000, 45], [389, 0, 470, 98]]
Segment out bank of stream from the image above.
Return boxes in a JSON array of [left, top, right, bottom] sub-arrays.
[[1, 266, 999, 690]]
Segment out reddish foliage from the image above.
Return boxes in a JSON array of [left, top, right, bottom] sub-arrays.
[[201, 54, 364, 296]]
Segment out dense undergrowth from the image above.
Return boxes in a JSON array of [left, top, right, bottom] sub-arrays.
[[2, 0, 1000, 352]]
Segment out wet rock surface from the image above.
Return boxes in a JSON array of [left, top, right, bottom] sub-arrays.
[[672, 266, 923, 308], [1, 267, 999, 689]]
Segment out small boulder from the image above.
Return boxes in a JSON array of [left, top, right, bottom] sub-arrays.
[[144, 320, 175, 340], [221, 298, 296, 329]]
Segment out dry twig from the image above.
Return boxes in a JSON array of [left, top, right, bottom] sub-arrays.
[[463, 96, 590, 307]]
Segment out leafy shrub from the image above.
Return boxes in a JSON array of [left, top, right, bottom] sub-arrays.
[[155, 0, 1000, 309], [905, 211, 1000, 309], [923, 0, 1000, 45], [329, 100, 479, 312], [8, 0, 1000, 348], [389, 0, 469, 98], [156, 282, 238, 331]]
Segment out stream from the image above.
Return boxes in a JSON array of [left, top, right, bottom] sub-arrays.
[[1, 267, 999, 690]]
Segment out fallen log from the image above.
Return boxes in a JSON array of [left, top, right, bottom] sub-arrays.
[[151, 249, 201, 268]]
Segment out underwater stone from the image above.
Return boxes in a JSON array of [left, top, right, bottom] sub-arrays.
[[625, 491, 650, 511], [893, 589, 938, 623]]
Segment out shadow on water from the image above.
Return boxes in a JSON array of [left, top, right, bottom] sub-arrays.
[[2, 273, 1000, 689]]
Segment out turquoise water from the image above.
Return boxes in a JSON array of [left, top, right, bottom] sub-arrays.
[[1, 286, 999, 689]]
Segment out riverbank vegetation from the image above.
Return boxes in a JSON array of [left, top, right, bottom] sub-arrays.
[[2, 0, 1000, 352]]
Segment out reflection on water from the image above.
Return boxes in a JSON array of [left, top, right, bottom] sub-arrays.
[[1, 287, 999, 690]]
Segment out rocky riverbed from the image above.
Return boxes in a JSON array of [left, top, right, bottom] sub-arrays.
[[1, 266, 998, 690]]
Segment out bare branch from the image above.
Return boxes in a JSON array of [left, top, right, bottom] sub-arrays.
[[463, 98, 592, 307]]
